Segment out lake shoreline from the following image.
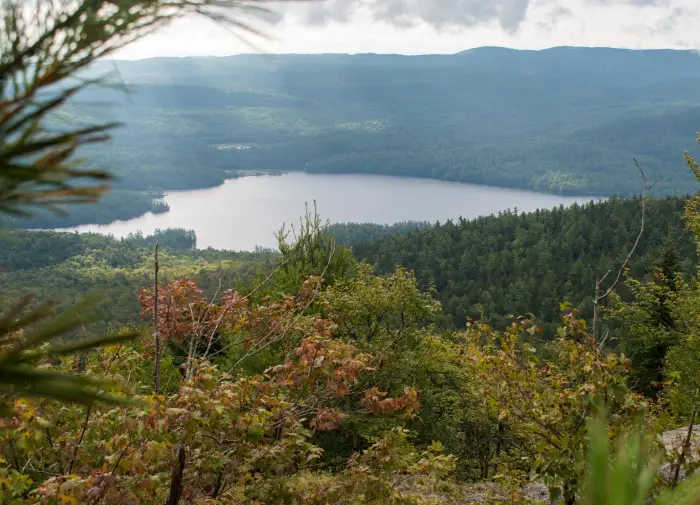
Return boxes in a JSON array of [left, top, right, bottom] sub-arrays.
[[40, 170, 603, 230], [56, 173, 594, 251]]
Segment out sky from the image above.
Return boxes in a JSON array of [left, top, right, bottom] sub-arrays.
[[116, 0, 700, 59]]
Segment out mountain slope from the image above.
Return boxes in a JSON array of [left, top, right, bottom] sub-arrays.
[[67, 47, 700, 200], [353, 195, 698, 335]]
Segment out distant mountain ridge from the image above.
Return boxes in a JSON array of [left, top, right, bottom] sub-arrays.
[[47, 46, 700, 226]]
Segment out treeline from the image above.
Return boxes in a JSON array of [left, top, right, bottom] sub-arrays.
[[0, 229, 276, 334], [0, 229, 200, 271], [1, 189, 169, 229], [354, 195, 698, 335], [7, 195, 697, 339], [328, 221, 431, 247], [124, 228, 197, 249]]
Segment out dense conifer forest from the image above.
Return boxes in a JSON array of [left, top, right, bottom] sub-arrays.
[[354, 196, 698, 334]]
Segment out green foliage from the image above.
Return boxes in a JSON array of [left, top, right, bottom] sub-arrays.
[[0, 459, 32, 505], [319, 263, 440, 348], [610, 147, 700, 417], [124, 228, 197, 250], [0, 295, 140, 404], [329, 221, 431, 247], [608, 238, 683, 398], [272, 203, 355, 295], [312, 264, 444, 461], [356, 196, 697, 335], [664, 335, 700, 419], [465, 310, 652, 505]]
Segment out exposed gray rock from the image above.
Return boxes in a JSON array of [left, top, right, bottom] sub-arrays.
[[521, 481, 551, 503], [659, 424, 700, 483], [458, 482, 511, 503]]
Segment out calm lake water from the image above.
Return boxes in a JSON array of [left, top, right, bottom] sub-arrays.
[[67, 173, 593, 251]]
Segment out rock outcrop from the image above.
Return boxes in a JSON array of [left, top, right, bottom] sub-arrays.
[[659, 424, 700, 483]]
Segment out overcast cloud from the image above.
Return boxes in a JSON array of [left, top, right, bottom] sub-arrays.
[[116, 0, 700, 59]]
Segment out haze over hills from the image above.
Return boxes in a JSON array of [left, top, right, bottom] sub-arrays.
[[25, 46, 700, 229]]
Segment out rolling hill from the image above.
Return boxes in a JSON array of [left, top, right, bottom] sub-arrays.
[[31, 46, 700, 227]]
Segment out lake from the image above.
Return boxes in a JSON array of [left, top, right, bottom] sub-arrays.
[[66, 173, 594, 251]]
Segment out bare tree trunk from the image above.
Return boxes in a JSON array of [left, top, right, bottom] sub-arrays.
[[165, 447, 186, 505], [211, 470, 224, 498], [154, 242, 161, 394], [593, 160, 655, 345], [672, 403, 697, 487], [68, 403, 93, 473], [593, 278, 602, 344], [186, 333, 196, 380]]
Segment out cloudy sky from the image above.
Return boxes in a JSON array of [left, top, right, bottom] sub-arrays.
[[117, 0, 700, 59]]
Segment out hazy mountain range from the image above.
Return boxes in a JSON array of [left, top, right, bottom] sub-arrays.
[[59, 47, 700, 201]]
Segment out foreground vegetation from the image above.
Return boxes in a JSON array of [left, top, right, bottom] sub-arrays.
[[5, 196, 700, 504]]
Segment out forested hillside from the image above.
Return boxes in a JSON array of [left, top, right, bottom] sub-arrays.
[[0, 229, 277, 334], [79, 47, 700, 196], [3, 194, 697, 340], [0, 189, 169, 229], [354, 196, 698, 334], [0, 221, 426, 334], [31, 47, 700, 227]]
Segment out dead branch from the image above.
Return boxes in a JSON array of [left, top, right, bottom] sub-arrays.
[[154, 243, 161, 393], [672, 402, 698, 487], [165, 446, 187, 505], [593, 159, 658, 343]]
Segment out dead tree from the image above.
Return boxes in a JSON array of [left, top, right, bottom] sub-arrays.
[[593, 159, 657, 344], [154, 243, 161, 393], [672, 402, 698, 487]]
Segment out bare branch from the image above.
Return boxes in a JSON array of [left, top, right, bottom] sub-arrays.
[[593, 159, 657, 343], [154, 242, 161, 394], [672, 402, 698, 487], [225, 242, 336, 372]]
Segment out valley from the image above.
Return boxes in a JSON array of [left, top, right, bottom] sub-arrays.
[[61, 172, 590, 250], [12, 46, 700, 229]]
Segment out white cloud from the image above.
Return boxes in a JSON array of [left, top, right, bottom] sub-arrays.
[[114, 0, 700, 59]]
